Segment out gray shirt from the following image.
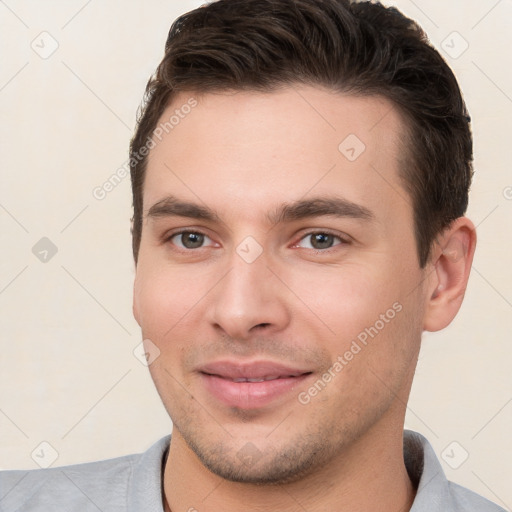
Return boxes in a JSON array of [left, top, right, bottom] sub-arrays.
[[0, 430, 505, 511]]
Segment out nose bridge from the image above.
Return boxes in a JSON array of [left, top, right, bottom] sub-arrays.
[[222, 250, 272, 314], [208, 246, 289, 338]]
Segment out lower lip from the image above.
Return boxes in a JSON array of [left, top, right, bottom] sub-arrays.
[[200, 373, 311, 409]]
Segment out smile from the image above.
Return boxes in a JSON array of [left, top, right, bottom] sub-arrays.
[[198, 361, 313, 409]]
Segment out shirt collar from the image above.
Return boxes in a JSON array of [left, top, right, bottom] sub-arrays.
[[131, 431, 453, 511], [128, 435, 171, 512], [404, 430, 456, 511]]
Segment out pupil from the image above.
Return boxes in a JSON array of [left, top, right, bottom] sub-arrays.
[[311, 233, 333, 249], [183, 232, 204, 248]]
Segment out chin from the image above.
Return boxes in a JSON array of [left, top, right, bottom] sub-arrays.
[[178, 424, 334, 486]]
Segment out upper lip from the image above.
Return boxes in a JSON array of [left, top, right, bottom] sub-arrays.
[[199, 360, 312, 381]]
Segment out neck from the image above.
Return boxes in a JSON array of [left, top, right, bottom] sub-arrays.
[[163, 420, 415, 512]]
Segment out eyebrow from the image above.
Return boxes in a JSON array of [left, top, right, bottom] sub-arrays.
[[267, 197, 374, 224], [147, 196, 220, 223], [146, 195, 374, 225]]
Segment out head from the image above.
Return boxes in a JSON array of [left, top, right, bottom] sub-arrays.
[[131, 0, 476, 485]]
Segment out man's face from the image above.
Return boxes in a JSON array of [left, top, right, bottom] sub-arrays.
[[133, 86, 429, 483]]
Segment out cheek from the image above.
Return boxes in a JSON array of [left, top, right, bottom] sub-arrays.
[[134, 265, 205, 397], [285, 262, 400, 340], [134, 262, 208, 341], [284, 257, 422, 386]]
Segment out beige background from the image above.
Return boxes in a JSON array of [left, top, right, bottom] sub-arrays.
[[0, 0, 511, 508]]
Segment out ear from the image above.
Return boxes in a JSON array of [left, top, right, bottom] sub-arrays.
[[423, 217, 477, 332]]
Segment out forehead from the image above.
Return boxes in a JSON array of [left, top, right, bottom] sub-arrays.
[[144, 86, 410, 225]]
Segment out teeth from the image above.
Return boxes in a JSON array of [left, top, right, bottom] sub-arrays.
[[231, 375, 292, 383]]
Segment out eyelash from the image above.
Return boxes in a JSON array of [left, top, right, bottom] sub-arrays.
[[293, 230, 350, 252], [165, 229, 216, 249], [165, 229, 350, 252]]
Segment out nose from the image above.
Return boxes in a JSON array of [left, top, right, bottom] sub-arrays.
[[206, 251, 291, 341]]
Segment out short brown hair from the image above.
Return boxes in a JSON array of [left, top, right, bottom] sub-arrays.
[[129, 0, 473, 267]]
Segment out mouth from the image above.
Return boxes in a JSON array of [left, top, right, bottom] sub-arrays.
[[223, 375, 302, 382], [198, 361, 313, 409]]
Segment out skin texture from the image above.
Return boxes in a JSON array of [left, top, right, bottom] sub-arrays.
[[133, 85, 476, 511]]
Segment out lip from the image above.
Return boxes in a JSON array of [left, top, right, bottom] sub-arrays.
[[198, 360, 313, 409]]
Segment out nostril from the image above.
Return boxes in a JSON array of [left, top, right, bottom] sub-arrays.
[[254, 323, 271, 329]]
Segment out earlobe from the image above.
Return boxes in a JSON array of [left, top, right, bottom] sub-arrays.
[[423, 217, 477, 332]]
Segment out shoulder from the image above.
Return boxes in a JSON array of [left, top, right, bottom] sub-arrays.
[[404, 430, 506, 512], [0, 453, 137, 512], [0, 436, 170, 512], [447, 481, 507, 512]]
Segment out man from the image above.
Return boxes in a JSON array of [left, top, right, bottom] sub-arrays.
[[0, 0, 506, 510]]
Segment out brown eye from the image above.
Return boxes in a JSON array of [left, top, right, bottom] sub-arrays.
[[171, 231, 210, 249], [296, 232, 346, 250], [310, 233, 335, 249]]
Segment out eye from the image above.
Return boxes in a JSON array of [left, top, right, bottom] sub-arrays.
[[296, 232, 346, 250], [169, 231, 215, 249]]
